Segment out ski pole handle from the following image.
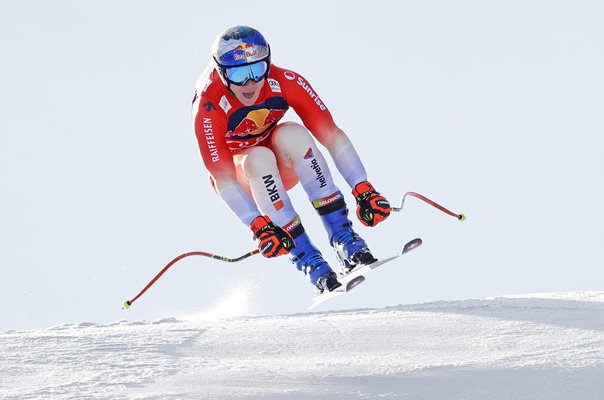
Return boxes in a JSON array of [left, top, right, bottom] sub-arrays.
[[393, 191, 466, 221], [122, 249, 259, 309]]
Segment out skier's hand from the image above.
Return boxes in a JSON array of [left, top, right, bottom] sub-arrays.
[[352, 181, 392, 227], [250, 215, 295, 258]]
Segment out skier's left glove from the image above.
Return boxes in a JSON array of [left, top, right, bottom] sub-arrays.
[[352, 181, 392, 227]]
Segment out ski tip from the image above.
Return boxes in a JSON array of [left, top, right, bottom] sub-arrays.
[[402, 238, 422, 254], [122, 300, 132, 310], [346, 275, 365, 291], [458, 213, 467, 222]]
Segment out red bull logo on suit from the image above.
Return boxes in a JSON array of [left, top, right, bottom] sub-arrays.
[[228, 108, 287, 137]]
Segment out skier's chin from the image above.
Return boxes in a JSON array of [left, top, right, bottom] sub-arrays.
[[236, 89, 259, 106], [233, 80, 264, 106]]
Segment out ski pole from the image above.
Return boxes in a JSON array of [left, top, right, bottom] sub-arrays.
[[122, 249, 259, 309], [393, 191, 466, 221]]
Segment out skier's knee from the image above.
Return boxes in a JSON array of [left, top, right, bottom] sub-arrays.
[[241, 146, 278, 178], [272, 122, 315, 164]]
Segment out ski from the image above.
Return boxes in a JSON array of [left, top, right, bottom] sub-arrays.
[[309, 238, 422, 310]]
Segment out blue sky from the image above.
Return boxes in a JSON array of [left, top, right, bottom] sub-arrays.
[[1, 0, 603, 330]]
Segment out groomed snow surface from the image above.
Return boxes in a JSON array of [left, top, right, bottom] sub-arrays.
[[2, 292, 603, 399]]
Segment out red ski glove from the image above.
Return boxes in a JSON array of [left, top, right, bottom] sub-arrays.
[[352, 181, 392, 227], [250, 215, 295, 258]]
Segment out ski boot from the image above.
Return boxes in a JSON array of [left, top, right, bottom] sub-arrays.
[[311, 264, 341, 294], [331, 229, 377, 274], [287, 218, 342, 293], [314, 191, 377, 275]]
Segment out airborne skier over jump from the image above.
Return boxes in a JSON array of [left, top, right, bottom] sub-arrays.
[[192, 26, 392, 293]]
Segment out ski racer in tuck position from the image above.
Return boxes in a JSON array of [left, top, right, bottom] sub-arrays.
[[192, 26, 392, 293]]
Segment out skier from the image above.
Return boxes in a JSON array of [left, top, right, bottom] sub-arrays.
[[192, 26, 392, 293]]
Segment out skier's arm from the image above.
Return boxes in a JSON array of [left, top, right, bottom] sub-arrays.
[[283, 70, 391, 226], [282, 72, 367, 188], [317, 125, 368, 188], [193, 118, 295, 256], [193, 100, 260, 226]]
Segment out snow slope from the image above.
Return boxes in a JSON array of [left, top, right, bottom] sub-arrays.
[[2, 292, 603, 400]]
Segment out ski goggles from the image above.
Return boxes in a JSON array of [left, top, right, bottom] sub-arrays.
[[225, 61, 269, 86]]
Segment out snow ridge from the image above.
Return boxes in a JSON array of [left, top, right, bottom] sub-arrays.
[[1, 292, 603, 400]]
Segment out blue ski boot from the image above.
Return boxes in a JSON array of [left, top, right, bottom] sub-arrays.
[[314, 191, 377, 274], [286, 217, 342, 293]]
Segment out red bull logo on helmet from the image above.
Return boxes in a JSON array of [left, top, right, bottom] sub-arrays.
[[233, 50, 258, 61], [233, 43, 255, 51], [214, 26, 270, 67], [233, 43, 258, 61], [222, 42, 269, 65]]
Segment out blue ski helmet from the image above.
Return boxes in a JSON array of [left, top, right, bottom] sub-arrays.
[[212, 26, 271, 87]]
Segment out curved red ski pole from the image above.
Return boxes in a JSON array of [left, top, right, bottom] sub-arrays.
[[393, 191, 466, 221], [122, 249, 259, 309]]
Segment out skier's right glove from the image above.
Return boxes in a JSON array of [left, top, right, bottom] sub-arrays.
[[352, 181, 392, 227], [250, 215, 295, 258]]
